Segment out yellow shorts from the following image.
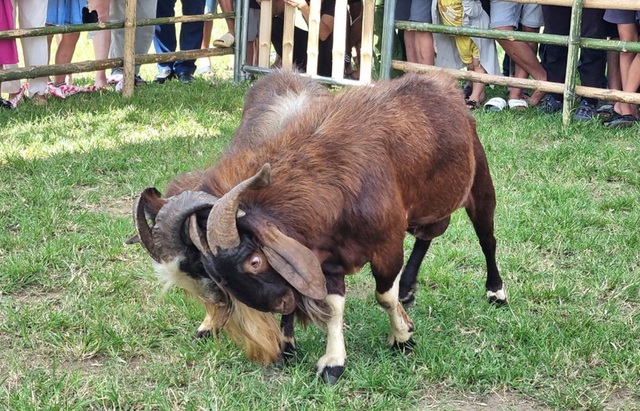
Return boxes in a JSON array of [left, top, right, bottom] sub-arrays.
[[437, 0, 480, 65]]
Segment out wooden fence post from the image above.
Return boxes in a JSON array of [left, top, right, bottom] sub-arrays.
[[562, 0, 584, 125], [122, 0, 137, 98]]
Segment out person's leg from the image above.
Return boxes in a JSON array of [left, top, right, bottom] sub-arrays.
[[540, 5, 571, 102], [618, 53, 640, 118], [92, 0, 111, 87], [52, 32, 80, 85], [213, 0, 235, 46], [492, 2, 547, 105], [154, 0, 178, 76], [175, 0, 206, 78], [17, 0, 49, 100]]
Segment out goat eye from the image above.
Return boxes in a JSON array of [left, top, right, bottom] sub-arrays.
[[245, 254, 264, 274]]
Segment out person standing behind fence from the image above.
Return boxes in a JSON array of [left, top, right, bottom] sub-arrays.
[[396, 0, 435, 66], [88, 0, 111, 88], [1, 0, 49, 105], [153, 0, 206, 84], [436, 0, 498, 110], [0, 0, 18, 108], [108, 0, 157, 91], [602, 9, 640, 128], [46, 0, 84, 87], [539, 5, 609, 120], [488, 1, 546, 109]]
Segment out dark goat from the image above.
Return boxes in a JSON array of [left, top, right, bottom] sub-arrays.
[[130, 70, 505, 383], [129, 70, 332, 343]]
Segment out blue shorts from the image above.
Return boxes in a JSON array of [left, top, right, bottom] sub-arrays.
[[205, 0, 218, 14], [603, 9, 640, 25], [490, 1, 544, 29], [396, 0, 433, 24]]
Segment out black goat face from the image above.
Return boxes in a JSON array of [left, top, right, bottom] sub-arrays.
[[202, 236, 297, 315]]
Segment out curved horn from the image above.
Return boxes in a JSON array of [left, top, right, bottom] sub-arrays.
[[132, 188, 163, 262], [152, 190, 219, 262], [206, 163, 271, 254]]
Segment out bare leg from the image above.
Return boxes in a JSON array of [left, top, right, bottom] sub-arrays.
[[52, 32, 80, 85], [404, 30, 434, 65], [92, 0, 111, 87], [496, 26, 547, 106]]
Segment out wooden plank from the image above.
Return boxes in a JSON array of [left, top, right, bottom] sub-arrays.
[[258, 0, 273, 68], [359, 0, 375, 83], [306, 0, 321, 76], [282, 4, 296, 69], [331, 0, 348, 79]]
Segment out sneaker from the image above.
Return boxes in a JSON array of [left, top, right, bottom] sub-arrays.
[[573, 99, 596, 121], [107, 71, 123, 85], [538, 94, 562, 114], [115, 75, 146, 92]]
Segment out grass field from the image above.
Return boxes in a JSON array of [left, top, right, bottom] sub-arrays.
[[1, 33, 640, 410]]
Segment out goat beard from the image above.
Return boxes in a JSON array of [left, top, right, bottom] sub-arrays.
[[194, 291, 332, 366]]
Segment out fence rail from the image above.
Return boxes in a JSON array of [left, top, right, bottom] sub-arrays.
[[382, 0, 640, 124]]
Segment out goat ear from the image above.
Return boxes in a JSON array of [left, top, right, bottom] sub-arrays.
[[255, 221, 327, 300]]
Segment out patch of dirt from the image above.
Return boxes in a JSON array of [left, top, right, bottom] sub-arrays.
[[416, 388, 549, 411]]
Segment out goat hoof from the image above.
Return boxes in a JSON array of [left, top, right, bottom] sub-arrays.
[[487, 289, 507, 306], [276, 343, 297, 366], [194, 329, 212, 339], [320, 365, 344, 385], [400, 293, 415, 309], [392, 338, 416, 354]]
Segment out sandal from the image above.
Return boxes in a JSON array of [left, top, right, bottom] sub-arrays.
[[508, 98, 529, 110], [484, 97, 507, 111], [465, 99, 478, 110], [603, 113, 638, 128], [213, 32, 235, 48]]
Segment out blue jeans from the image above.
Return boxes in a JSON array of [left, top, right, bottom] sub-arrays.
[[154, 0, 206, 75]]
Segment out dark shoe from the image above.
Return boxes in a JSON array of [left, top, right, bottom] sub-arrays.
[[573, 99, 596, 121], [539, 94, 562, 114], [153, 69, 175, 84], [177, 72, 194, 84], [1, 97, 12, 109], [603, 113, 638, 128]]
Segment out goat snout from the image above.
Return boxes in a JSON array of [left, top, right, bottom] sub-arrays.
[[271, 289, 296, 314]]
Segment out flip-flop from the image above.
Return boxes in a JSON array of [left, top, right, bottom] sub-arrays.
[[484, 97, 507, 111], [466, 99, 479, 110], [508, 99, 529, 110], [213, 32, 235, 48]]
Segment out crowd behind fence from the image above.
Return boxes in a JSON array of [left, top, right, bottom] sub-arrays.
[[1, 0, 639, 125]]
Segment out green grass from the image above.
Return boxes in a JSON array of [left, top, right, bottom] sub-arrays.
[[1, 65, 639, 410]]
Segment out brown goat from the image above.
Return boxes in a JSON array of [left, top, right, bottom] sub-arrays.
[[130, 70, 505, 384]]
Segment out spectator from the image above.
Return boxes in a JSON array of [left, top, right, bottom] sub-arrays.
[[396, 0, 435, 66], [108, 0, 156, 91], [212, 0, 235, 48], [46, 0, 84, 87], [1, 0, 49, 105], [1, 0, 18, 108], [489, 1, 547, 108], [88, 0, 111, 88], [198, 0, 217, 76], [436, 0, 498, 109], [153, 0, 206, 84], [602, 9, 640, 127], [539, 6, 609, 120]]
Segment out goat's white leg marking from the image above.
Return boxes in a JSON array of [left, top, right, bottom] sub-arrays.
[[375, 273, 414, 346], [316, 294, 346, 371], [487, 288, 507, 302]]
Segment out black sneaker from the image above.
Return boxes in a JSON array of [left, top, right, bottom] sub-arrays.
[[153, 69, 176, 84], [573, 99, 596, 121], [539, 94, 562, 114]]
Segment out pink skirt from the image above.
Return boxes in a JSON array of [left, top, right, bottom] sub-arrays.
[[0, 0, 18, 65]]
